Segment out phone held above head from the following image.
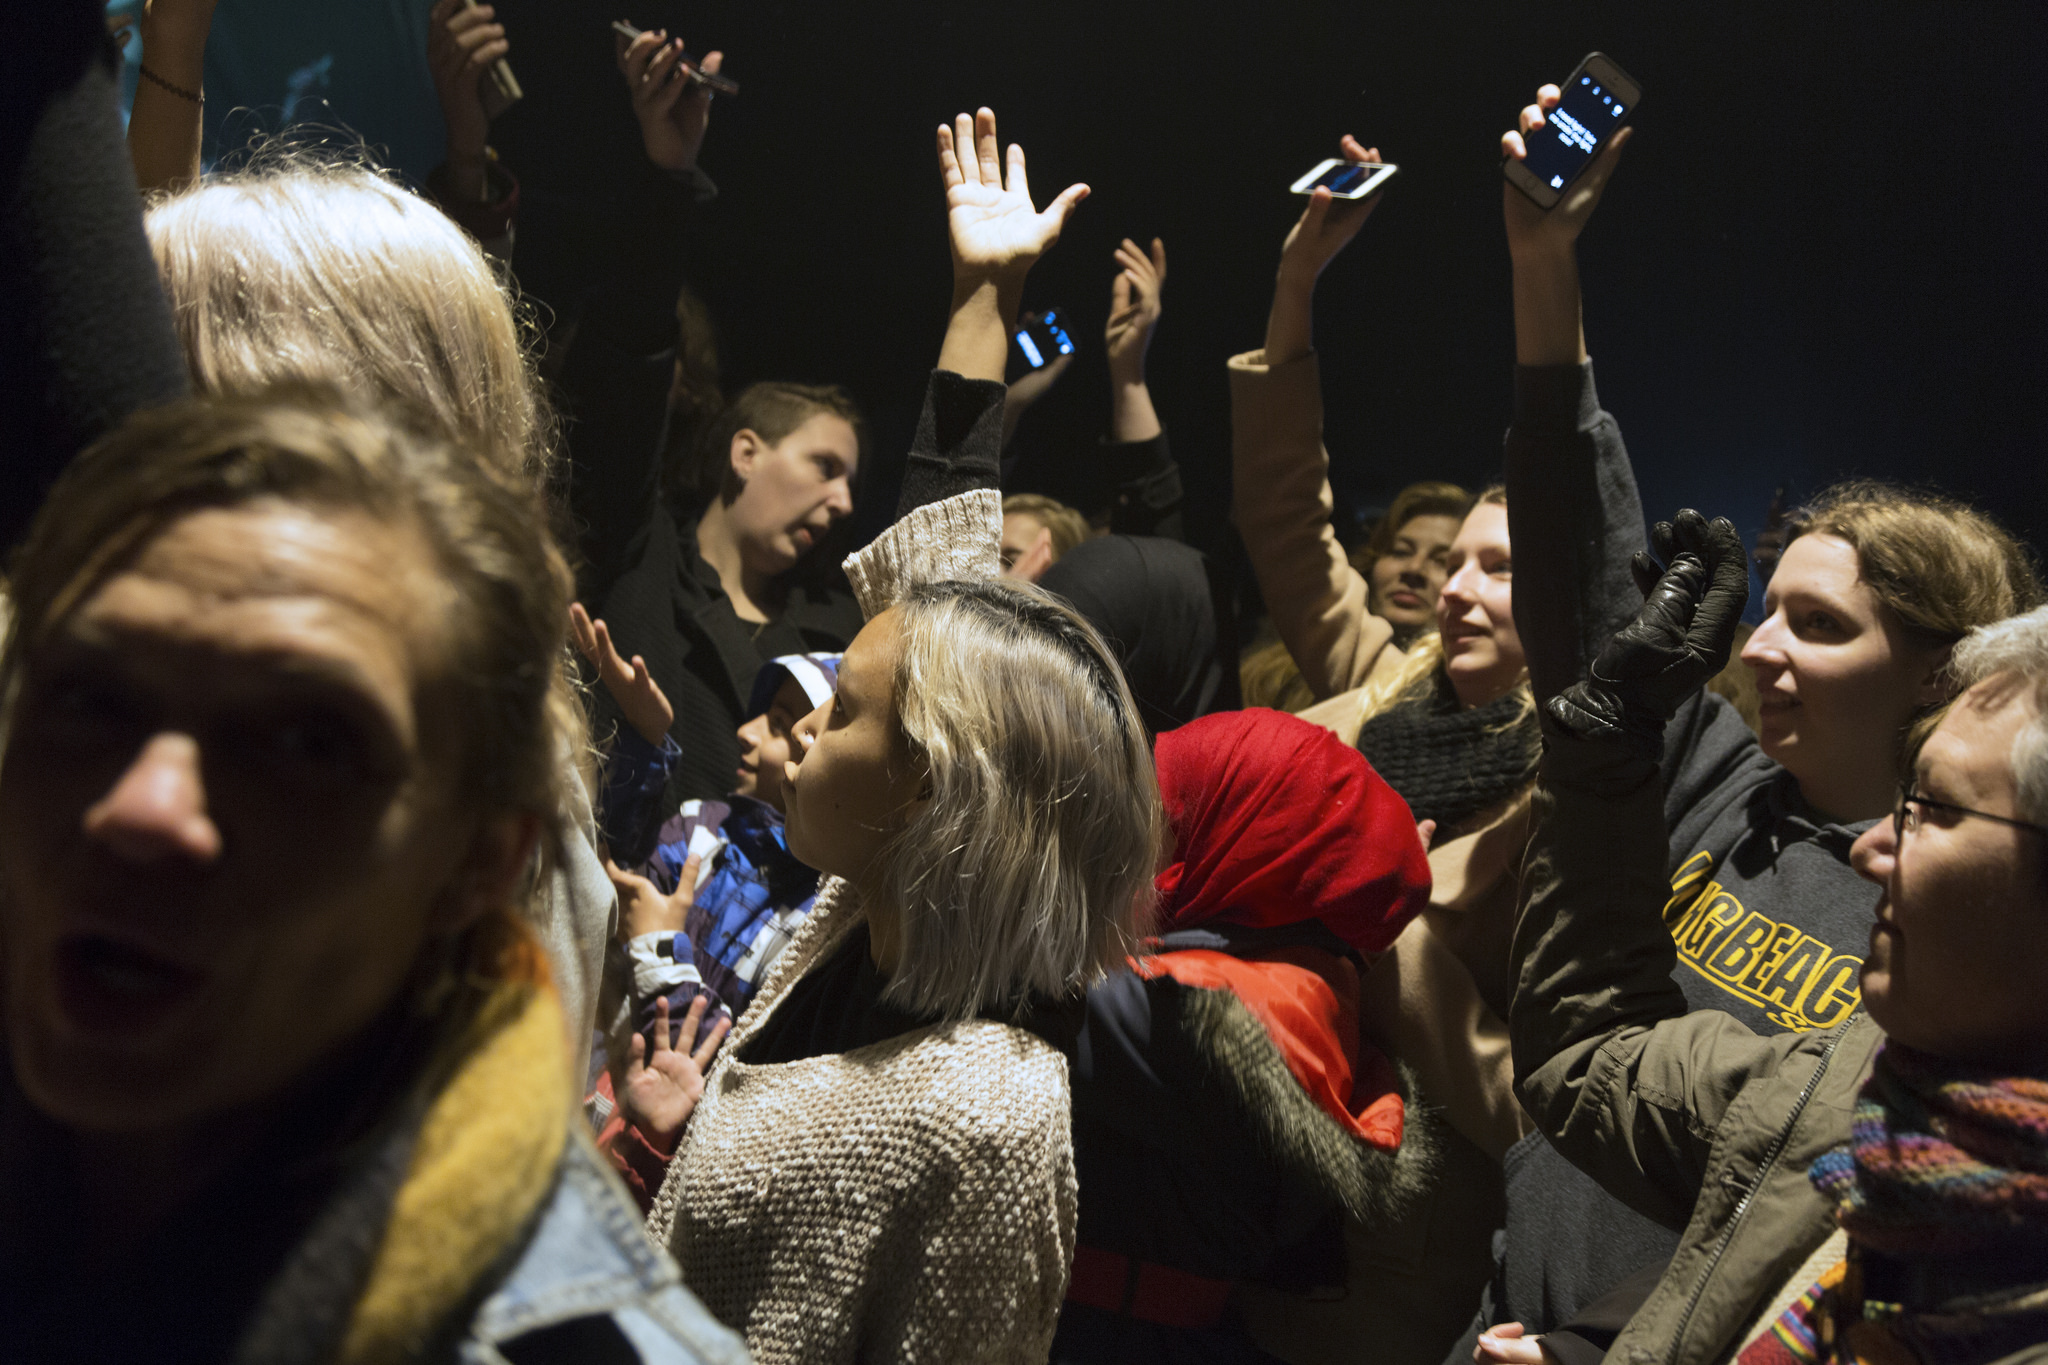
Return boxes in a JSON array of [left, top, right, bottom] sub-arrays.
[[1291, 159, 1399, 200], [1013, 309, 1075, 371], [610, 19, 741, 97], [462, 0, 523, 115], [1504, 51, 1641, 209]]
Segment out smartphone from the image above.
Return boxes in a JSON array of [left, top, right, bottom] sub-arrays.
[[1013, 309, 1075, 370], [462, 0, 522, 117], [1290, 160, 1399, 200], [610, 20, 741, 97], [1504, 52, 1642, 208]]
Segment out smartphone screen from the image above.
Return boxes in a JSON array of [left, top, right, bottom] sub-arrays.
[[1014, 310, 1074, 369], [1522, 72, 1631, 193]]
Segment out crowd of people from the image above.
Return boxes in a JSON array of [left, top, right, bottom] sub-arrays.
[[1, 4, 2043, 1363]]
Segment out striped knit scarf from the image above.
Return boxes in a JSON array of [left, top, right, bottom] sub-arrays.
[[1809, 1041, 2048, 1257], [1738, 1043, 2048, 1365]]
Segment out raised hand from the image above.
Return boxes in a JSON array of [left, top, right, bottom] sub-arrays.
[[1276, 136, 1384, 288], [606, 853, 700, 942], [614, 994, 730, 1146], [1105, 237, 1167, 383], [1265, 136, 1382, 366], [1502, 85, 1633, 260], [428, 0, 507, 163], [937, 109, 1090, 287], [614, 28, 722, 172], [572, 602, 673, 746], [1549, 510, 1750, 752]]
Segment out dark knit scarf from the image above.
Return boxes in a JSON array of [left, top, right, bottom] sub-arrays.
[[1740, 1042, 2048, 1365], [1352, 668, 1538, 832]]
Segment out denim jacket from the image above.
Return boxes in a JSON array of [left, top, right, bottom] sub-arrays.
[[463, 1136, 750, 1364]]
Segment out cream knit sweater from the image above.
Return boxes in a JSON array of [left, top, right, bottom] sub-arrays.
[[646, 490, 1079, 1365]]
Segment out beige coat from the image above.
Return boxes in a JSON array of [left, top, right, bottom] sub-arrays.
[[1229, 347, 1406, 702]]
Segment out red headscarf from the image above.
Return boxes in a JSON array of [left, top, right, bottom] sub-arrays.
[[1153, 708, 1430, 953], [1142, 709, 1432, 1151]]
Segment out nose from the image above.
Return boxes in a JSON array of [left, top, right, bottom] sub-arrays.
[[1741, 612, 1787, 670], [82, 732, 223, 865], [1849, 817, 1895, 887], [824, 478, 854, 521], [1440, 561, 1482, 607]]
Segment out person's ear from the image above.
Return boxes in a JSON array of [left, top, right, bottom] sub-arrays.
[[729, 430, 762, 485], [437, 812, 542, 934]]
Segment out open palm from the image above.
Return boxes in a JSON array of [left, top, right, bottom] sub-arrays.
[[938, 108, 1088, 282]]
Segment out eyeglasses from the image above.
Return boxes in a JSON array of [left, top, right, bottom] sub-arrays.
[[1893, 784, 2048, 843]]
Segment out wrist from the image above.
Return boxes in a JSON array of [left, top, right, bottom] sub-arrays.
[[949, 274, 1025, 329], [1508, 239, 1578, 271]]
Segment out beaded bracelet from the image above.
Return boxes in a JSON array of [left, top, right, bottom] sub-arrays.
[[138, 64, 203, 104]]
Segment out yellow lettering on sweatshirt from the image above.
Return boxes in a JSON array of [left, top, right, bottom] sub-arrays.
[[1661, 851, 1861, 1031]]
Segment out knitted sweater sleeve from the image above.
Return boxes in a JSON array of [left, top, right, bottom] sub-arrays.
[[866, 1056, 1078, 1363]]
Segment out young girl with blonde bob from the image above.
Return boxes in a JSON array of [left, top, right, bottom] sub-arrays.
[[645, 108, 1163, 1365]]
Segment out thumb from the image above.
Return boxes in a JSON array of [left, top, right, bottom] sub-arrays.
[[1043, 182, 1091, 233], [1111, 270, 1131, 313]]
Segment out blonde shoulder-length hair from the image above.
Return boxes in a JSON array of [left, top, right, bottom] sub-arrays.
[[1352, 486, 1535, 730], [144, 153, 555, 489], [881, 579, 1164, 1022]]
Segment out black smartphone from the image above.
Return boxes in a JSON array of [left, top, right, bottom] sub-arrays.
[[610, 20, 741, 97], [1013, 309, 1075, 370], [1503, 52, 1641, 208]]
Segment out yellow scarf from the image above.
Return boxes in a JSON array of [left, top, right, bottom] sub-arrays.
[[336, 979, 570, 1365]]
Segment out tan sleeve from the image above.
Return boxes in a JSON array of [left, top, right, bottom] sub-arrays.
[[841, 489, 1003, 620], [1361, 916, 1533, 1162], [1229, 348, 1396, 699]]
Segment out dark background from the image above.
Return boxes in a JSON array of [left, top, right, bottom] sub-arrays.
[[195, 0, 2048, 601]]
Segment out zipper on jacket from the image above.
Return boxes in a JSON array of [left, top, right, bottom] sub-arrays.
[[1664, 1017, 1852, 1365]]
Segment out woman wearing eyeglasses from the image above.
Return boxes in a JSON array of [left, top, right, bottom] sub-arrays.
[[1502, 517, 2048, 1365]]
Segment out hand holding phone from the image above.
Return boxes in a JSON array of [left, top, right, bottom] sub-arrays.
[[611, 21, 740, 97], [1013, 308, 1076, 370], [611, 21, 732, 173], [1291, 160, 1398, 200], [1502, 52, 1639, 211], [1277, 135, 1386, 289]]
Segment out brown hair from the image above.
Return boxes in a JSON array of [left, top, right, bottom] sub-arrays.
[[1785, 480, 2044, 653], [1001, 493, 1091, 563], [1348, 480, 1474, 579], [679, 381, 866, 509], [2, 389, 577, 860]]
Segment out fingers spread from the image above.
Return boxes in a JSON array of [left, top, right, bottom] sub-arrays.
[[974, 108, 1003, 187], [694, 1014, 733, 1069], [937, 123, 963, 189], [1006, 142, 1031, 202], [1044, 182, 1090, 231]]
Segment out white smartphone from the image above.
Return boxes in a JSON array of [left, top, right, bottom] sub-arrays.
[[1503, 51, 1642, 208], [1290, 159, 1399, 200]]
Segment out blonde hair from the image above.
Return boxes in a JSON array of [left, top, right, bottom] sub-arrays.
[[141, 153, 588, 794], [2, 388, 578, 884], [1002, 494, 1091, 563], [144, 155, 555, 489], [1352, 487, 1533, 729], [882, 579, 1163, 1020], [1239, 635, 1318, 713]]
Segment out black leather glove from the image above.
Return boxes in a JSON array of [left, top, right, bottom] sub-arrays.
[[1548, 509, 1751, 754]]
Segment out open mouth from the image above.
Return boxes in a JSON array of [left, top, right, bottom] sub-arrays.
[[56, 934, 205, 1026]]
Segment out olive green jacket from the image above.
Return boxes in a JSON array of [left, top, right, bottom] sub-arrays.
[[1509, 734, 2042, 1365]]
